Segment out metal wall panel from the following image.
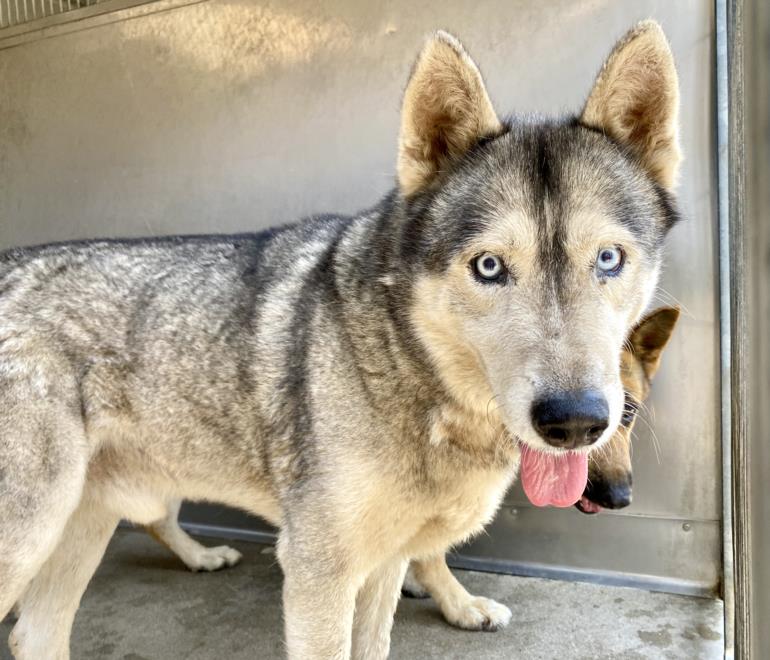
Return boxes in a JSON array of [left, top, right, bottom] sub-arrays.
[[0, 0, 720, 593], [742, 0, 770, 654]]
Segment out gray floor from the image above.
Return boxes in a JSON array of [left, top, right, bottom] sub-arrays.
[[2, 529, 723, 659]]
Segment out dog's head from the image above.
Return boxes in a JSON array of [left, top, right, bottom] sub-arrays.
[[398, 24, 681, 507], [575, 307, 680, 514]]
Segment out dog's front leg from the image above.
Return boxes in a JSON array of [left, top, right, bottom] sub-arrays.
[[411, 554, 511, 631], [278, 532, 359, 660], [351, 558, 408, 660]]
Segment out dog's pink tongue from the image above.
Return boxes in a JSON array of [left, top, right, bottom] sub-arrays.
[[520, 445, 588, 507]]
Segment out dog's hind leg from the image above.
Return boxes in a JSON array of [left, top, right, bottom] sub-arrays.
[[401, 562, 430, 598], [146, 498, 242, 572], [351, 558, 408, 660], [9, 483, 119, 660], [411, 554, 512, 631], [0, 391, 90, 623]]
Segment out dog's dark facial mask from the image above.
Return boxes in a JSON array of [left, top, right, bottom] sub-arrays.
[[576, 307, 680, 514], [400, 26, 682, 507]]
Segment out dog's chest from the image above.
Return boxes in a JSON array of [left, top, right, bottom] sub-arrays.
[[404, 465, 515, 558], [402, 407, 519, 556]]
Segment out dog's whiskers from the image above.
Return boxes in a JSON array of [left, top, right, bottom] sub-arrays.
[[634, 397, 655, 423], [632, 413, 662, 464], [653, 285, 693, 319]]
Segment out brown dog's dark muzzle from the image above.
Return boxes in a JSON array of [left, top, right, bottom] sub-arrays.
[[577, 473, 633, 513]]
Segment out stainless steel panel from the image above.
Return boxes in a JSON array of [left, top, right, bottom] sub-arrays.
[[742, 0, 770, 656], [179, 505, 720, 597], [0, 0, 721, 593], [716, 0, 734, 653]]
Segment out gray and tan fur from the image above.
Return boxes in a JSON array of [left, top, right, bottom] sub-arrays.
[[145, 310, 680, 632], [397, 305, 681, 628], [1, 21, 681, 660]]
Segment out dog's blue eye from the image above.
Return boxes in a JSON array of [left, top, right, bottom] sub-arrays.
[[595, 247, 624, 276], [473, 253, 505, 282]]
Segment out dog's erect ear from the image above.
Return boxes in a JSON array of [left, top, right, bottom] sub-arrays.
[[581, 20, 681, 190], [397, 31, 502, 197], [629, 306, 680, 381]]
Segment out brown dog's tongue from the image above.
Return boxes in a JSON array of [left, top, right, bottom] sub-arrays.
[[520, 445, 588, 507]]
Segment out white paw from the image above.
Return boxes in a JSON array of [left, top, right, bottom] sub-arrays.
[[443, 596, 512, 632], [185, 545, 242, 572]]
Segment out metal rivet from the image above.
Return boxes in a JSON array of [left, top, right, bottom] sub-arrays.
[[682, 522, 692, 532], [509, 507, 518, 516]]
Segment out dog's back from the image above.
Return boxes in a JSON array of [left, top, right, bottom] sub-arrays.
[[2, 223, 337, 409], [0, 223, 345, 616]]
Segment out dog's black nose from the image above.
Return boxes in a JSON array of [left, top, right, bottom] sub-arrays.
[[583, 475, 633, 510], [604, 481, 632, 508], [531, 390, 609, 449]]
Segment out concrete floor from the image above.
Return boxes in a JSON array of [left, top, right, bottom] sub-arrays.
[[2, 529, 723, 659]]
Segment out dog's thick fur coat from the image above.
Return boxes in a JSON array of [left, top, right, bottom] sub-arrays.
[[0, 22, 681, 660], [146, 306, 680, 633]]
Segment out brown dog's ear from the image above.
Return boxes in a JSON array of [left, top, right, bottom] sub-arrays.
[[629, 306, 680, 380], [581, 20, 681, 190], [397, 31, 503, 197]]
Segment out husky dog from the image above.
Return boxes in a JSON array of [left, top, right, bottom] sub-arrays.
[[398, 306, 680, 630], [1, 21, 681, 660]]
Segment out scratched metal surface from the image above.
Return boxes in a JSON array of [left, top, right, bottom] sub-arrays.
[[0, 0, 720, 592]]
